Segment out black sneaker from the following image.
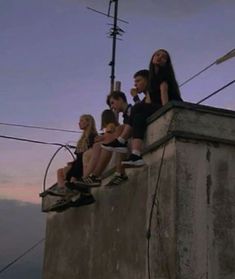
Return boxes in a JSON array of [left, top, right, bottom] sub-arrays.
[[70, 193, 95, 207], [65, 181, 89, 192], [101, 139, 128, 153], [121, 154, 145, 167], [46, 185, 72, 197], [105, 173, 128, 187], [39, 183, 58, 197], [48, 192, 95, 212], [76, 174, 101, 187], [48, 196, 74, 212]]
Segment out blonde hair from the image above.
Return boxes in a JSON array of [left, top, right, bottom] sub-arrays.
[[76, 114, 97, 153]]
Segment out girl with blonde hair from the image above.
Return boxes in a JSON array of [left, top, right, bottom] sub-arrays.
[[49, 114, 97, 196]]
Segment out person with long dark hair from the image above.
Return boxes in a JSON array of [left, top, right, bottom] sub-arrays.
[[122, 49, 182, 166]]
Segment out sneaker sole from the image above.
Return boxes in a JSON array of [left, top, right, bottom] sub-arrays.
[[75, 181, 101, 188], [66, 181, 89, 191], [101, 144, 128, 153], [121, 160, 145, 167], [70, 196, 96, 207], [45, 190, 67, 197], [51, 195, 95, 212], [105, 178, 128, 187], [48, 199, 72, 212], [39, 191, 49, 198], [39, 183, 58, 197]]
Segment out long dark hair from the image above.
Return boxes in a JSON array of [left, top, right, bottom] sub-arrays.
[[148, 49, 181, 98]]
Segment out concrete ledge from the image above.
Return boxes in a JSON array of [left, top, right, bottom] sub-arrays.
[[147, 101, 235, 124], [145, 101, 235, 148]]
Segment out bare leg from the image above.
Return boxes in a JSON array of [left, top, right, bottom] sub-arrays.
[[93, 149, 113, 177], [83, 143, 102, 177], [115, 153, 127, 174], [131, 138, 143, 153], [57, 168, 65, 187], [82, 149, 93, 177]]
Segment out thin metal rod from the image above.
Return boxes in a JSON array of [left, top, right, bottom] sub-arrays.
[[86, 6, 128, 24], [110, 0, 118, 92]]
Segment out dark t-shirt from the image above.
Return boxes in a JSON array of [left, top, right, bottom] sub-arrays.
[[67, 132, 97, 180], [149, 77, 182, 105], [123, 104, 132, 124]]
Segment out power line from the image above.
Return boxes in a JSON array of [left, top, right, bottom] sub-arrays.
[[86, 6, 128, 24], [179, 61, 215, 87], [0, 122, 81, 134], [197, 79, 235, 104], [146, 112, 180, 279], [0, 134, 76, 149], [0, 238, 44, 275], [180, 48, 235, 88], [147, 143, 167, 279]]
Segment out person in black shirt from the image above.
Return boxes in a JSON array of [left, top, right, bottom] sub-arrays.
[[102, 70, 150, 153], [121, 49, 182, 166]]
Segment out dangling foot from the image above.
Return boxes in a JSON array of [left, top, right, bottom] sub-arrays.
[[75, 174, 102, 187], [121, 154, 145, 167], [101, 139, 128, 153], [105, 173, 128, 187]]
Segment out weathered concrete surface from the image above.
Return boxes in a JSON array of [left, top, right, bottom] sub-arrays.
[[174, 140, 235, 279], [42, 102, 235, 279], [145, 101, 235, 148], [43, 165, 151, 279]]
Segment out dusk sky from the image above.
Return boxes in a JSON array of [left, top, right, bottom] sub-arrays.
[[0, 0, 235, 277]]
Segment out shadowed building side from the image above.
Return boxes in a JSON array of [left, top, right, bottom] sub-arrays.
[[42, 101, 235, 279]]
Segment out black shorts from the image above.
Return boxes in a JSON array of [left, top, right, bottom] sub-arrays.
[[66, 153, 83, 180]]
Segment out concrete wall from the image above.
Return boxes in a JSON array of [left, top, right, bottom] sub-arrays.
[[42, 102, 235, 279]]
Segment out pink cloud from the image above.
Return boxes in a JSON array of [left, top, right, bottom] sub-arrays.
[[0, 184, 42, 204]]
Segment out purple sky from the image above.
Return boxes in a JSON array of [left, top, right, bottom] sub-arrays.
[[1, 0, 235, 204], [0, 0, 235, 277]]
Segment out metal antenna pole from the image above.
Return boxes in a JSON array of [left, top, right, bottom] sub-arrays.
[[87, 1, 127, 93], [109, 0, 118, 93]]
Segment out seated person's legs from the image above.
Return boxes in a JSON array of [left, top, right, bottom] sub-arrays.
[[57, 168, 65, 187], [102, 103, 153, 152], [66, 155, 83, 183], [83, 143, 102, 177], [82, 148, 93, 176], [82, 132, 118, 178], [92, 148, 113, 177], [105, 153, 128, 186], [76, 148, 113, 187], [122, 103, 160, 166], [102, 124, 132, 152], [57, 164, 72, 187]]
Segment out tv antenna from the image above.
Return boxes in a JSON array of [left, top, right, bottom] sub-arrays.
[[87, 0, 129, 92]]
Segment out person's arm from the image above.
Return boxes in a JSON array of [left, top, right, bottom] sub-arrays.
[[87, 133, 98, 148], [94, 135, 105, 142], [105, 123, 116, 133], [160, 81, 169, 106], [130, 88, 141, 104]]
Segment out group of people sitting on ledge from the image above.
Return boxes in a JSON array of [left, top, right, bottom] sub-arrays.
[[41, 49, 183, 212]]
